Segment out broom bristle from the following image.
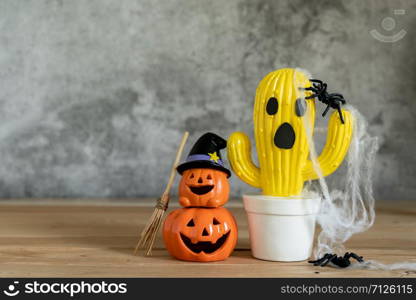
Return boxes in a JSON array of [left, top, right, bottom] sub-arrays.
[[134, 195, 169, 256], [133, 131, 189, 256]]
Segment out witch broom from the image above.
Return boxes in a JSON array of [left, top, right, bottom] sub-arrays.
[[134, 132, 189, 256]]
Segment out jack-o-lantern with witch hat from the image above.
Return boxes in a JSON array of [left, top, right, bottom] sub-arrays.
[[163, 132, 237, 262], [177, 132, 231, 208]]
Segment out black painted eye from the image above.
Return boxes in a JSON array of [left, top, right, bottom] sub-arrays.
[[295, 98, 306, 117], [187, 219, 195, 227], [266, 97, 278, 115]]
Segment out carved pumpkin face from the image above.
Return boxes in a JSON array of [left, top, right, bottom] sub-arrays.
[[163, 207, 237, 262], [179, 168, 230, 207]]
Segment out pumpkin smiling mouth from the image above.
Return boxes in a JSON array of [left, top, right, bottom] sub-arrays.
[[189, 185, 214, 195], [180, 231, 230, 254]]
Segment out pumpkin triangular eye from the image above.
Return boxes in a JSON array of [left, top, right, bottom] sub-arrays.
[[207, 174, 212, 180], [213, 218, 221, 225], [186, 219, 195, 227]]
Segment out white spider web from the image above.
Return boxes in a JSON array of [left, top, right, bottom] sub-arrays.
[[294, 68, 416, 271]]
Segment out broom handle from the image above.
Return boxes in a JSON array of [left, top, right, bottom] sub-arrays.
[[162, 131, 189, 197]]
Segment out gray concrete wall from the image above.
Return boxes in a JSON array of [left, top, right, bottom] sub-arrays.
[[0, 0, 415, 200]]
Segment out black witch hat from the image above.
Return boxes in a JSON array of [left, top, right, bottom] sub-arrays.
[[177, 132, 231, 178]]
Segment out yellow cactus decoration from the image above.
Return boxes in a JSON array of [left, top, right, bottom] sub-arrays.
[[228, 68, 353, 196]]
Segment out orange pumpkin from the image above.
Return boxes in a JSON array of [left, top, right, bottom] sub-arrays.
[[179, 168, 230, 207], [163, 207, 237, 262]]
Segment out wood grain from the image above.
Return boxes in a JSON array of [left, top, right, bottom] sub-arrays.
[[0, 200, 415, 277]]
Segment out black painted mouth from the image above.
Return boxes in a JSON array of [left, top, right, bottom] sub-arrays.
[[189, 185, 214, 195], [180, 231, 230, 254], [274, 122, 296, 149]]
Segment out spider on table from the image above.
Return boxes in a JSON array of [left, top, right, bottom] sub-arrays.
[[309, 252, 364, 268]]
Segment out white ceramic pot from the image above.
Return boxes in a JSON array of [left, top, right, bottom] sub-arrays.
[[243, 194, 321, 262]]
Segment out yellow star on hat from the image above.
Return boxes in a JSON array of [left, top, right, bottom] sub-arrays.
[[208, 152, 220, 163]]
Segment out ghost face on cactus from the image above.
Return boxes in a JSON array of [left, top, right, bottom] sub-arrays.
[[228, 68, 353, 197]]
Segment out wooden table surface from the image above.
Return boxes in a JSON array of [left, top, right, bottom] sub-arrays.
[[0, 200, 415, 278]]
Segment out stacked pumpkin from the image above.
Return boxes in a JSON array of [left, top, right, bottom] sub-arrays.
[[163, 133, 238, 262]]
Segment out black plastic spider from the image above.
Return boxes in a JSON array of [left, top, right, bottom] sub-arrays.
[[308, 252, 364, 268], [303, 79, 346, 124]]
